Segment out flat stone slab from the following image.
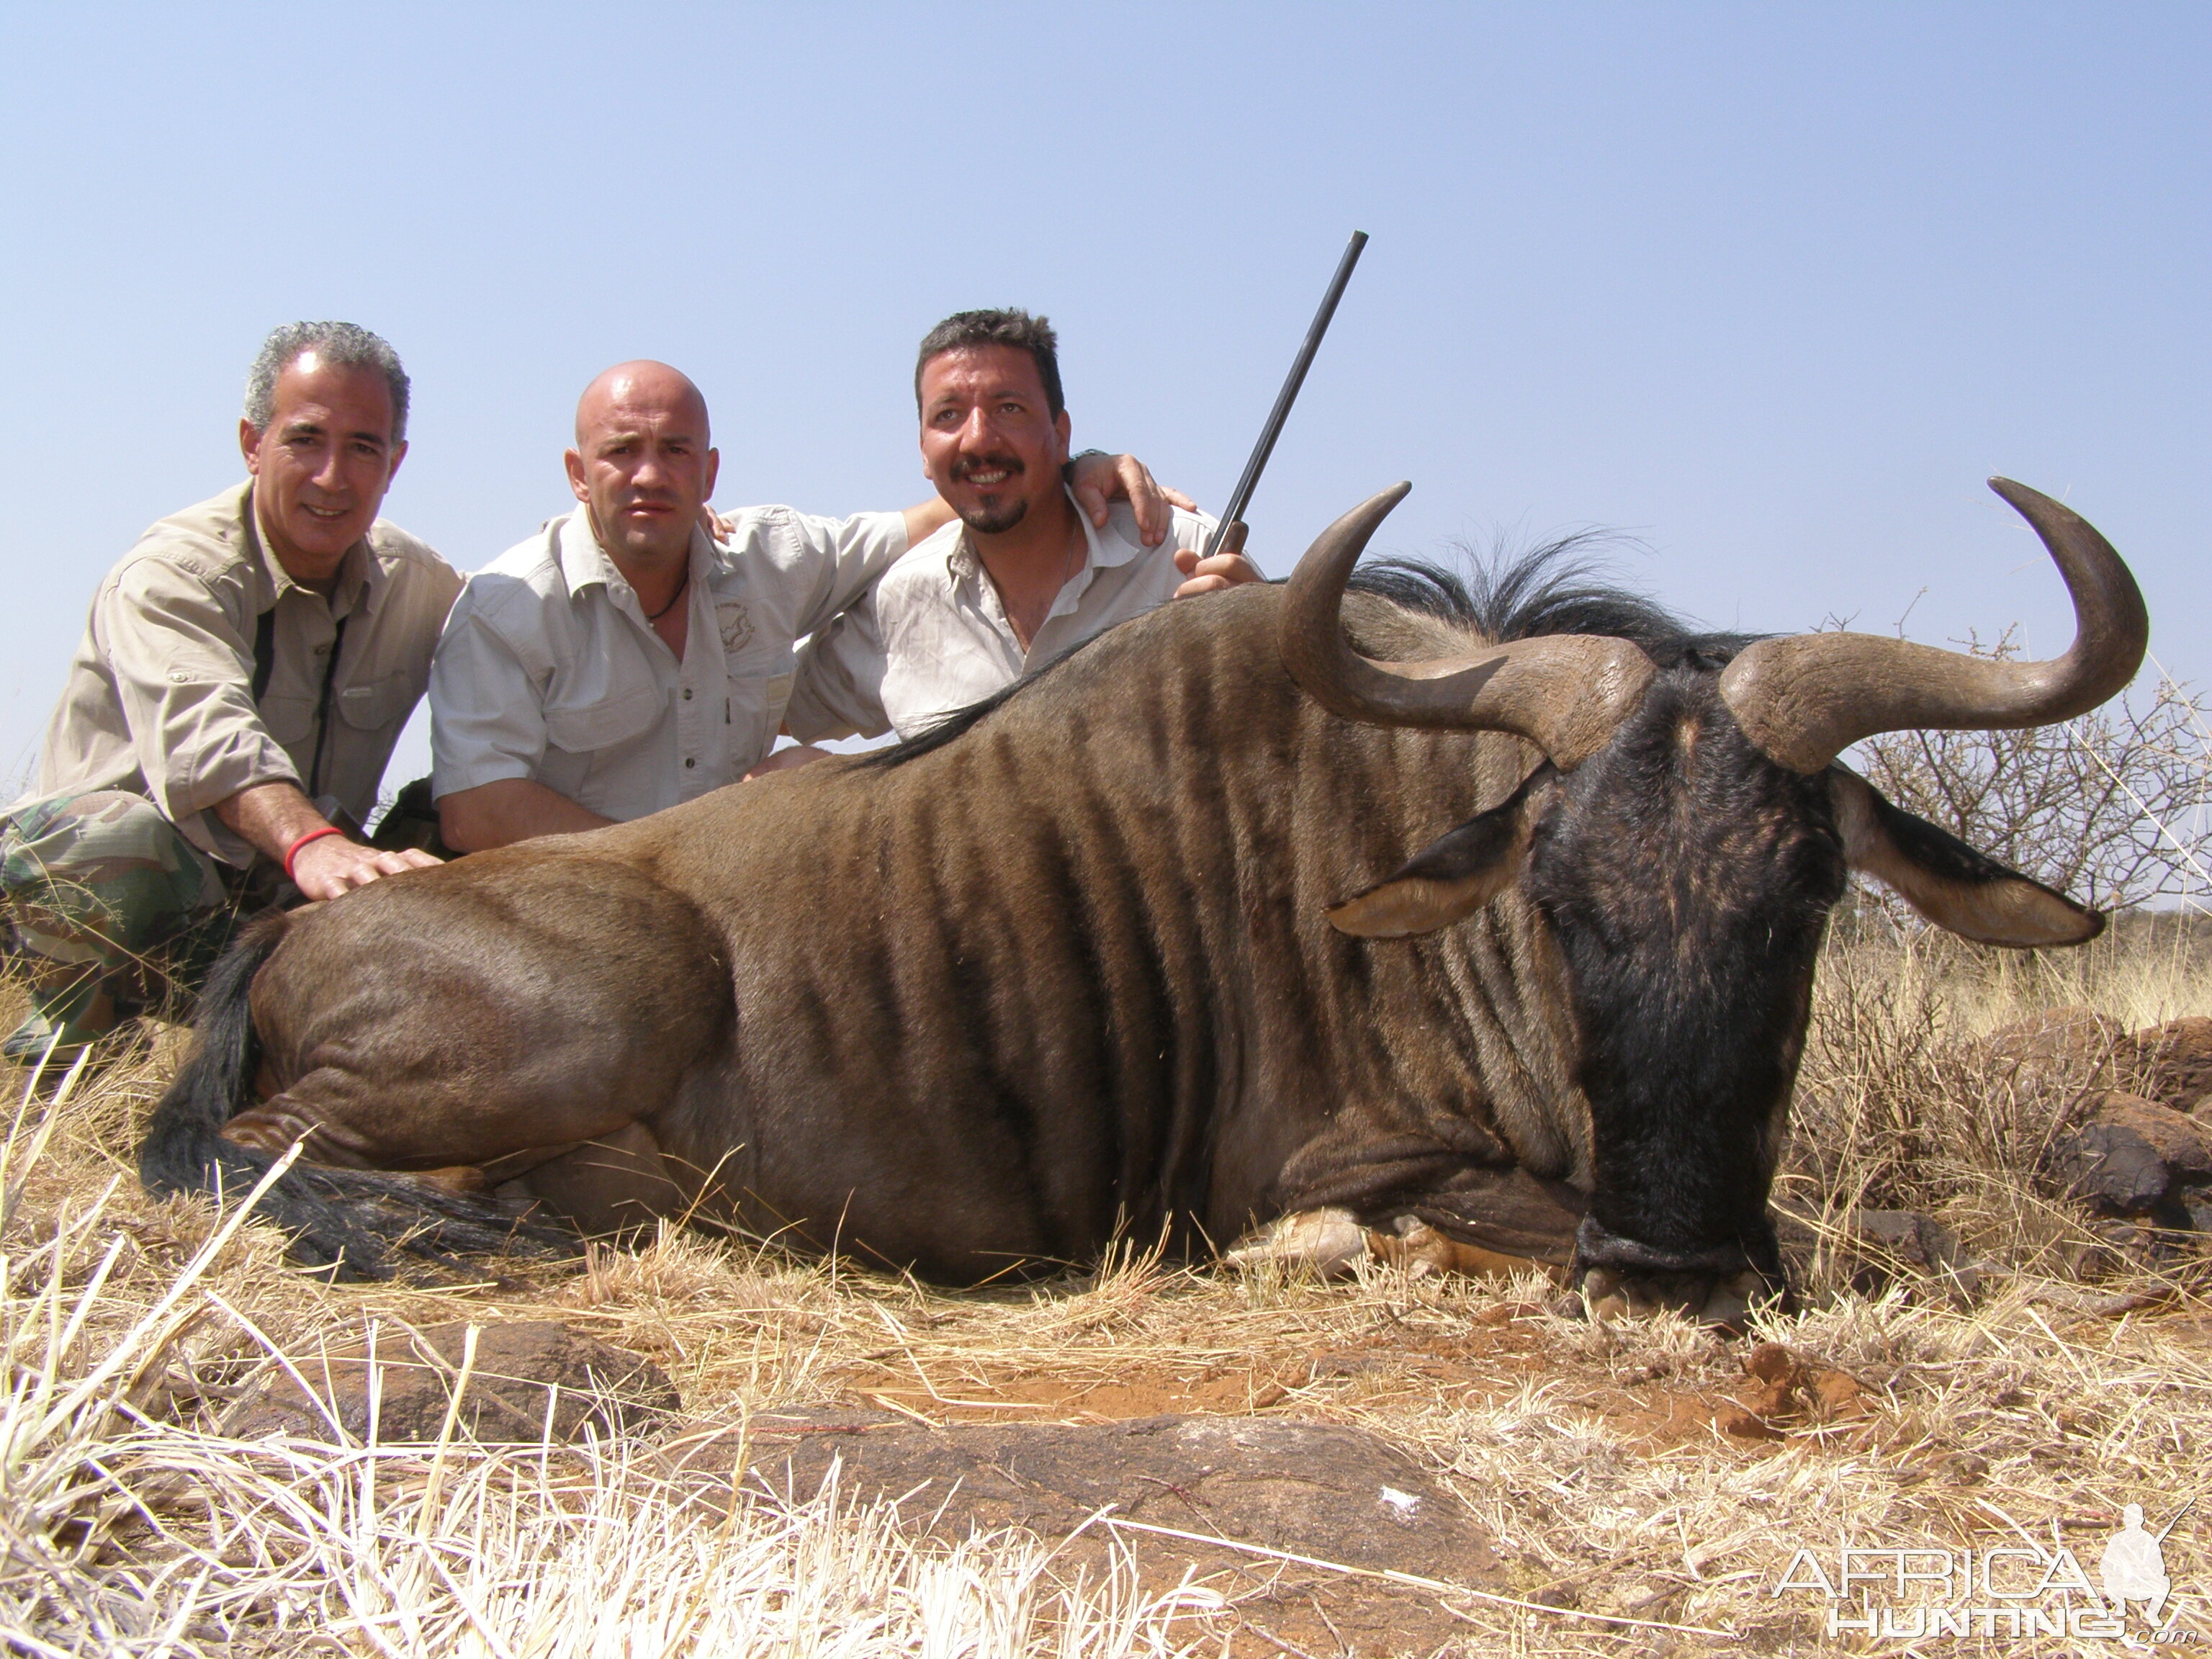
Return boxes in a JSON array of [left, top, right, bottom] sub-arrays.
[[662, 1408, 1501, 1653]]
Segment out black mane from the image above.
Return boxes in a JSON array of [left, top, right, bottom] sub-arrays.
[[861, 539, 1755, 770], [1351, 539, 1755, 670]]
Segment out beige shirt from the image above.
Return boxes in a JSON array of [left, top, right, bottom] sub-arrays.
[[429, 503, 907, 822], [787, 493, 1217, 742], [17, 482, 461, 866]]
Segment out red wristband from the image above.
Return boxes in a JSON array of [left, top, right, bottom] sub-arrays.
[[282, 826, 345, 880]]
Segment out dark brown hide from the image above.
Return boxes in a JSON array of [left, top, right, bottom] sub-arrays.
[[210, 588, 1586, 1281], [226, 859, 730, 1172]]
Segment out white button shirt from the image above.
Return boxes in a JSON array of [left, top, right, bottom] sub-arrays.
[[431, 503, 906, 821], [787, 493, 1216, 742]]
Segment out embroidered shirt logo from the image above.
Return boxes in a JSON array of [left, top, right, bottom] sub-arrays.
[[717, 601, 754, 653]]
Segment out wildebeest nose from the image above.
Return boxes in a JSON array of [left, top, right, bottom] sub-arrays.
[[1571, 1215, 1758, 1278]]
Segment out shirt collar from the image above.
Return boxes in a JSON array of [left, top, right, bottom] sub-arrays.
[[242, 481, 378, 618], [557, 504, 718, 605], [944, 485, 1141, 590], [1073, 489, 1148, 572]]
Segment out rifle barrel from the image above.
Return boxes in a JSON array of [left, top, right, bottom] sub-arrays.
[[1202, 230, 1369, 559]]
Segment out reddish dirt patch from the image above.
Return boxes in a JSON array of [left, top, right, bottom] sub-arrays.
[[827, 1313, 1882, 1463], [853, 1359, 1299, 1423]]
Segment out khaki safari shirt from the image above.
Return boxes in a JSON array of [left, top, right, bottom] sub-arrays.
[[18, 482, 461, 867], [428, 503, 907, 822], [786, 493, 1216, 742]]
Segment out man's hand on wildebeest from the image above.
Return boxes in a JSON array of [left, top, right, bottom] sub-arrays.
[[214, 780, 438, 902], [290, 835, 440, 899]]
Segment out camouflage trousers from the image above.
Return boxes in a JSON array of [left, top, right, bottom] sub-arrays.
[[0, 790, 252, 1020]]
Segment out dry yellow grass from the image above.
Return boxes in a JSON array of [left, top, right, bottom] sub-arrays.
[[1, 927, 2208, 1656]]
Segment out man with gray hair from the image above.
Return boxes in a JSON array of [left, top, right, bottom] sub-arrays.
[[1, 321, 459, 1066]]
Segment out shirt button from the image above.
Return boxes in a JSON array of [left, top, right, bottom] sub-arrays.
[[684, 757, 696, 768], [682, 688, 693, 700]]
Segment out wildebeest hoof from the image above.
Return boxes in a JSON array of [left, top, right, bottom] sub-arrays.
[[1226, 1209, 1560, 1282], [1578, 1266, 1768, 1329], [1696, 1269, 1767, 1332], [1373, 1217, 1561, 1282], [1580, 1266, 1632, 1323], [1224, 1208, 1370, 1277]]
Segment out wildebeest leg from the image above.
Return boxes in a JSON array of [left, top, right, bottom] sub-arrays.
[[1238, 1122, 1587, 1282], [191, 857, 737, 1270], [220, 1071, 651, 1173], [498, 1123, 689, 1239], [1221, 1208, 1565, 1282], [1370, 1218, 1570, 1280], [1221, 1208, 1373, 1275]]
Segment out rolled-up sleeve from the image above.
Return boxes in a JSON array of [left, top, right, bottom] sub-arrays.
[[428, 587, 548, 799], [779, 509, 908, 640], [786, 596, 891, 742], [100, 558, 298, 824]]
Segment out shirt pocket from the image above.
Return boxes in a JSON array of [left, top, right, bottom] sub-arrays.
[[725, 670, 794, 773], [336, 673, 415, 733], [258, 694, 315, 747], [544, 683, 664, 757]]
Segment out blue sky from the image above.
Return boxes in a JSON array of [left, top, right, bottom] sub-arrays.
[[2, 4, 2204, 789]]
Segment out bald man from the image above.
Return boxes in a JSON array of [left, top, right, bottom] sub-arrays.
[[429, 362, 1176, 848]]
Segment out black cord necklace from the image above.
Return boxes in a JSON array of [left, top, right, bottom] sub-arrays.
[[644, 569, 690, 622]]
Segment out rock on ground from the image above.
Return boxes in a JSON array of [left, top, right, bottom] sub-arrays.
[[1981, 1011, 2212, 1242], [224, 1318, 679, 1443], [2054, 1092, 2212, 1224], [662, 1408, 1503, 1653], [2116, 1016, 2212, 1117]]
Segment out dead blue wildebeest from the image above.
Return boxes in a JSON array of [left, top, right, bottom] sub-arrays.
[[139, 479, 2146, 1323]]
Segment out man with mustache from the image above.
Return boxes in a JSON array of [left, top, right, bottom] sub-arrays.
[[428, 360, 1180, 849], [2, 322, 455, 1064], [785, 310, 1261, 745]]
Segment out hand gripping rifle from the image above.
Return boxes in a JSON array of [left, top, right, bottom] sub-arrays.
[[1201, 230, 1369, 565]]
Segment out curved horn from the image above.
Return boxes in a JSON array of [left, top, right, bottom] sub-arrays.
[[1717, 477, 2150, 775], [1279, 484, 1656, 768]]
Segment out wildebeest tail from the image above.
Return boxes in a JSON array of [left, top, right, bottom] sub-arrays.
[[139, 913, 287, 1200], [138, 912, 578, 1281]]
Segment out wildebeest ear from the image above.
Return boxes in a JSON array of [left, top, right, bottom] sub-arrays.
[[1327, 768, 1554, 938], [1828, 766, 2103, 947]]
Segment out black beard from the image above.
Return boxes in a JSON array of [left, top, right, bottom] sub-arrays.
[[950, 452, 1030, 535], [957, 496, 1030, 535]]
